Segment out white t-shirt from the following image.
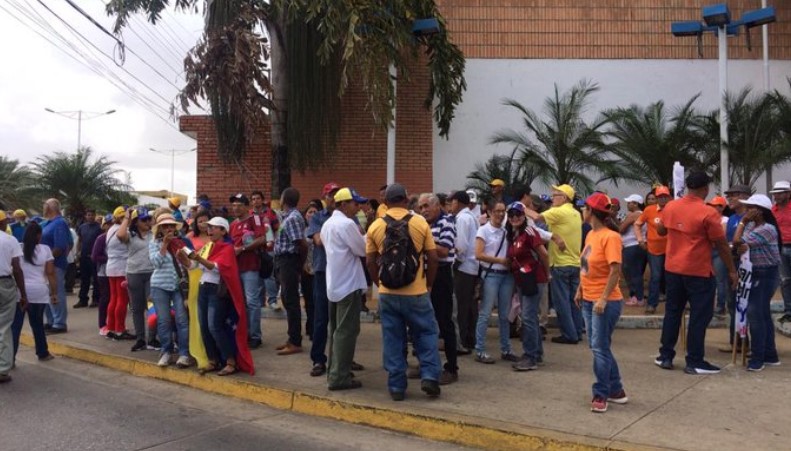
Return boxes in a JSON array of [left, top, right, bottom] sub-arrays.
[[0, 231, 23, 277], [476, 221, 508, 271], [19, 244, 54, 304], [321, 210, 368, 302], [105, 224, 129, 277]]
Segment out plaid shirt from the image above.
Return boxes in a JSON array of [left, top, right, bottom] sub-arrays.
[[275, 208, 306, 256], [743, 222, 781, 268]]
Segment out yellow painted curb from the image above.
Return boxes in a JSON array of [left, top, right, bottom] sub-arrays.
[[22, 335, 648, 451]]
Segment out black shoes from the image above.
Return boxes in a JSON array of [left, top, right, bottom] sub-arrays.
[[310, 363, 327, 377], [131, 340, 146, 352], [328, 379, 362, 391], [46, 327, 67, 335], [350, 361, 365, 371], [247, 338, 262, 349], [73, 302, 88, 309], [550, 336, 579, 344], [390, 391, 406, 401], [421, 379, 441, 398], [654, 356, 673, 370]]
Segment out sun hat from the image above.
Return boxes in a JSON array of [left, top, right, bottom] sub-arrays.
[[152, 213, 181, 236], [552, 184, 575, 201], [207, 216, 230, 231], [724, 184, 752, 195], [739, 194, 773, 210], [769, 181, 791, 194], [334, 188, 368, 204], [624, 194, 644, 204], [585, 192, 612, 214]]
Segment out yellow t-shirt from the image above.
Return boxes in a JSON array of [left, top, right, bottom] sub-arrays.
[[580, 228, 623, 301], [376, 203, 388, 219], [366, 207, 436, 296], [542, 203, 582, 267]]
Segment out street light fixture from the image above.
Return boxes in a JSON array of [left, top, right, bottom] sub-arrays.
[[44, 108, 117, 150], [149, 147, 197, 197], [670, 3, 776, 192]]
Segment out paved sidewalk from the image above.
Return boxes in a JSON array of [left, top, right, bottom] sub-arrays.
[[21, 297, 791, 451]]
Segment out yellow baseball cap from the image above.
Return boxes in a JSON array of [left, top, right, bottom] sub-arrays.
[[0, 211, 7, 221], [13, 209, 26, 218], [552, 184, 575, 201], [113, 206, 126, 218], [489, 179, 505, 187], [167, 197, 182, 208]]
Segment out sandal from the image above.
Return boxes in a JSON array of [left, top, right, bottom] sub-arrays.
[[198, 363, 219, 375], [217, 364, 238, 376]]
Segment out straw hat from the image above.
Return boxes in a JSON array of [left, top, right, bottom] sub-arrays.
[[152, 213, 182, 236]]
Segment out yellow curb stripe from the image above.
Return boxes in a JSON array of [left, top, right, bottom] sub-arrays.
[[22, 335, 643, 450]]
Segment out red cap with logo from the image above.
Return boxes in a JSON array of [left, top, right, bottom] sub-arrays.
[[322, 182, 341, 197]]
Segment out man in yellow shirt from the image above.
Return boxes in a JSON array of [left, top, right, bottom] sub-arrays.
[[526, 184, 584, 344], [366, 183, 440, 401]]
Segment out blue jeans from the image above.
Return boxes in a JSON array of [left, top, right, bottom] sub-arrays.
[[476, 272, 515, 355], [150, 287, 189, 357], [659, 271, 715, 366], [647, 253, 665, 308], [240, 271, 263, 341], [198, 283, 235, 364], [12, 303, 48, 359], [45, 267, 67, 329], [264, 271, 279, 307], [582, 300, 624, 399], [712, 251, 729, 310], [779, 247, 791, 315], [520, 283, 545, 360], [379, 293, 440, 394], [310, 272, 329, 365], [747, 266, 780, 366], [622, 245, 646, 301], [550, 266, 582, 341]]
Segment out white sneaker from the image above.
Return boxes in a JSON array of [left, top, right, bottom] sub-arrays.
[[176, 356, 191, 368], [157, 353, 171, 367]]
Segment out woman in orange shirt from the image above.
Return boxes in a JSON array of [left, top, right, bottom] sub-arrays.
[[575, 193, 627, 413]]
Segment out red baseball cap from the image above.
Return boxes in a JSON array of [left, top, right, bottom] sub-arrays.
[[610, 198, 620, 206], [655, 186, 671, 197], [585, 192, 612, 214], [322, 182, 341, 197]]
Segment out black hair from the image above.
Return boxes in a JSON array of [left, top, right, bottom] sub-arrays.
[[251, 190, 264, 199], [590, 208, 619, 232], [758, 206, 783, 254], [281, 187, 300, 208], [505, 210, 528, 242], [368, 199, 380, 211], [511, 184, 532, 202], [191, 209, 211, 236], [85, 209, 96, 214], [22, 222, 42, 265]]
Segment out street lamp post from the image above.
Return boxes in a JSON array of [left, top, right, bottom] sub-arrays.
[[149, 148, 197, 197], [671, 3, 776, 192], [44, 108, 116, 150]]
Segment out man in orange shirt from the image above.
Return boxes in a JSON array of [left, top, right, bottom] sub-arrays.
[[634, 186, 671, 314], [654, 172, 737, 375]]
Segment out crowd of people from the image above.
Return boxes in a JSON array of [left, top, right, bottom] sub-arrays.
[[0, 171, 787, 413]]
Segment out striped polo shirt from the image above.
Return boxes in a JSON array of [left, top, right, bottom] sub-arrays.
[[431, 212, 456, 264]]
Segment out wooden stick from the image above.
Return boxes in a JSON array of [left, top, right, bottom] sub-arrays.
[[681, 311, 687, 352], [741, 329, 748, 367]]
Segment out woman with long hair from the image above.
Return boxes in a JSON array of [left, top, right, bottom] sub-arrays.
[[186, 209, 211, 370], [189, 217, 255, 376], [474, 200, 517, 364], [576, 192, 627, 413], [505, 202, 549, 371], [104, 207, 131, 339], [118, 207, 155, 350], [10, 222, 55, 362], [733, 194, 782, 371], [149, 213, 191, 368]]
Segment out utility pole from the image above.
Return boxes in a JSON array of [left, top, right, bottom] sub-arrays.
[[44, 108, 116, 150], [149, 148, 196, 196]]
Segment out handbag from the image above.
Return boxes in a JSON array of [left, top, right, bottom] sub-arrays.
[[515, 269, 539, 296], [170, 252, 190, 300]]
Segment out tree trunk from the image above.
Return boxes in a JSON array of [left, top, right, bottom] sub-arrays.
[[267, 17, 289, 201]]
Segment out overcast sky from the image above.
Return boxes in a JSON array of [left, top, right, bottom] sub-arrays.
[[0, 0, 204, 202]]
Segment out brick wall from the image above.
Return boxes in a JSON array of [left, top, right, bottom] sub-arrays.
[[181, 59, 433, 206], [437, 0, 791, 60]]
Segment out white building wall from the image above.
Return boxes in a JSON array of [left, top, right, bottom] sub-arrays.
[[433, 59, 791, 198]]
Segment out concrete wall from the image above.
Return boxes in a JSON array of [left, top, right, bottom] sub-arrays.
[[432, 58, 791, 197]]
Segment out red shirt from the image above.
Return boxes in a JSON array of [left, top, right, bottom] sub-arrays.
[[250, 207, 280, 232], [507, 227, 548, 283], [230, 216, 267, 272], [772, 202, 791, 245]]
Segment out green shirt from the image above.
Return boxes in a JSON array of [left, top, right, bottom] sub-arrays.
[[542, 203, 582, 267]]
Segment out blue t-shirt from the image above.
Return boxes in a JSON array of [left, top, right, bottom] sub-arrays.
[[41, 216, 72, 269], [726, 213, 743, 242], [77, 222, 102, 255], [10, 223, 25, 243], [306, 209, 332, 272]]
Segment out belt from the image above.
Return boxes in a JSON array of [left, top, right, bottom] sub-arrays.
[[483, 268, 509, 275], [0, 275, 12, 279]]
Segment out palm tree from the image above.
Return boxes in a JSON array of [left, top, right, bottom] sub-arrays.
[[465, 147, 543, 202], [702, 88, 787, 188], [0, 156, 34, 210], [489, 80, 621, 195], [107, 1, 466, 196], [769, 79, 791, 189], [603, 95, 712, 187], [29, 147, 135, 223]]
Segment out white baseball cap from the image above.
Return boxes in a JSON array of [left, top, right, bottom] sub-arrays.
[[739, 194, 773, 210], [624, 194, 644, 204], [207, 216, 230, 231]]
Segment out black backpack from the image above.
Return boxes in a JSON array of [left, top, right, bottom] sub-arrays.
[[379, 214, 420, 289]]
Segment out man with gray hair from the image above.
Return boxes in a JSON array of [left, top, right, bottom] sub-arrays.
[[0, 211, 28, 383], [418, 193, 459, 384], [41, 199, 72, 334]]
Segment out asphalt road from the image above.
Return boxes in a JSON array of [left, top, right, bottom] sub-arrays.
[[0, 349, 469, 451]]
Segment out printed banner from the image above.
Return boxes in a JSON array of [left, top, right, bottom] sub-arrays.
[[672, 161, 685, 199], [735, 250, 752, 338]]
